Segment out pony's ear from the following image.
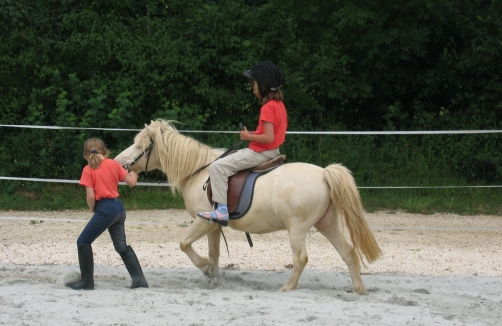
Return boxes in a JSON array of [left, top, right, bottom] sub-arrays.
[[145, 124, 157, 138]]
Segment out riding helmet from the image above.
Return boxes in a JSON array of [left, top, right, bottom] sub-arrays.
[[243, 62, 282, 89]]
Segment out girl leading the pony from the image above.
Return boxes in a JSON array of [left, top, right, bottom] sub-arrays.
[[197, 62, 287, 226]]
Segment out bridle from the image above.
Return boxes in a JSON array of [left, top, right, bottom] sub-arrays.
[[124, 138, 155, 174]]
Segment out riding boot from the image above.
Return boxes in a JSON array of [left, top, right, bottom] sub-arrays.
[[67, 244, 94, 290], [119, 246, 149, 289]]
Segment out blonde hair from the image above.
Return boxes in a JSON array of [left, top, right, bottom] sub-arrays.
[[134, 120, 222, 195], [83, 138, 109, 169], [251, 80, 284, 104]]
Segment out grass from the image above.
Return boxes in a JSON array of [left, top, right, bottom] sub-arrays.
[[0, 183, 185, 211], [360, 188, 502, 215], [1, 181, 501, 215]]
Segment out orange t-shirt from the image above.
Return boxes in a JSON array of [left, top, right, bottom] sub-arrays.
[[79, 158, 128, 201], [249, 100, 288, 152]]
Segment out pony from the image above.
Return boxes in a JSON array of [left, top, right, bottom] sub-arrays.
[[114, 120, 382, 294]]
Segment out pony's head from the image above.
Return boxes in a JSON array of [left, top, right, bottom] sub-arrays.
[[114, 119, 219, 193], [114, 120, 167, 174]]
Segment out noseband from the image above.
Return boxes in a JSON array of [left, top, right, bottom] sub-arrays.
[[125, 138, 154, 174]]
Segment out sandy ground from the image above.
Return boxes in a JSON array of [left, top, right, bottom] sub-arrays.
[[1, 209, 501, 325]]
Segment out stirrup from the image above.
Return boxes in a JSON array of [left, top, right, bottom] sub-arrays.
[[197, 209, 229, 226]]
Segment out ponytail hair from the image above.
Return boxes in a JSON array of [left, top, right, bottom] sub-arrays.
[[83, 138, 109, 169]]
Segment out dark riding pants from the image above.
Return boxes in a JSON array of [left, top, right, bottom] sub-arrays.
[[77, 198, 128, 253]]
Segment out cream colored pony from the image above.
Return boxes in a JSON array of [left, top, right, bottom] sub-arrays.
[[114, 120, 382, 294]]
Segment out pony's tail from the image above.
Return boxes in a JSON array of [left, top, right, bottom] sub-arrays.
[[323, 164, 383, 269]]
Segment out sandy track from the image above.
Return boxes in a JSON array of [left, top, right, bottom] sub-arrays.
[[1, 210, 502, 325], [1, 209, 501, 277]]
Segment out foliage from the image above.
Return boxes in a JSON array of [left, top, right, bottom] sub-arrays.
[[1, 0, 502, 190]]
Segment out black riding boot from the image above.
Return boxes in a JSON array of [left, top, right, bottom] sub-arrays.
[[120, 246, 149, 289], [67, 244, 94, 290]]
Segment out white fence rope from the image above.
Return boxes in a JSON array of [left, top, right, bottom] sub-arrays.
[[2, 124, 502, 135], [1, 124, 502, 188], [0, 176, 500, 189], [0, 176, 170, 187]]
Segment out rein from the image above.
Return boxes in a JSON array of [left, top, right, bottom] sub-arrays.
[[124, 133, 253, 249], [188, 139, 243, 179], [189, 123, 245, 179]]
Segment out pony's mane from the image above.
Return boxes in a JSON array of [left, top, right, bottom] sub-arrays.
[[136, 120, 221, 194]]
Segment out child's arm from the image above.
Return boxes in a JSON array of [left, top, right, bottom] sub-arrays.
[[240, 122, 274, 144], [85, 187, 96, 212], [122, 171, 138, 187]]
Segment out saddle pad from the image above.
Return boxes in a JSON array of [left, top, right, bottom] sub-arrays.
[[229, 165, 280, 219], [229, 171, 261, 219]]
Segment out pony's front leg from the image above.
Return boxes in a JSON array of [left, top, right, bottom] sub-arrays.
[[180, 218, 220, 278], [279, 229, 309, 292], [206, 226, 221, 278]]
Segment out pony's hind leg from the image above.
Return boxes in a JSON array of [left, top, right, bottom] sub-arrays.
[[280, 226, 310, 292], [180, 218, 220, 278], [314, 203, 367, 295]]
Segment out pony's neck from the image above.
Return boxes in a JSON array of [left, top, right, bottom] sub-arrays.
[[157, 130, 220, 193]]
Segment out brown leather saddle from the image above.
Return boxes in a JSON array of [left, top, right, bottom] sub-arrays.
[[205, 155, 286, 213]]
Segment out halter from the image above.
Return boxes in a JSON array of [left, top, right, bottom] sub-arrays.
[[125, 138, 155, 174]]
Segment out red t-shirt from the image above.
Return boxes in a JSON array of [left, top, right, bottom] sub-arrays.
[[79, 158, 128, 201], [249, 100, 288, 152]]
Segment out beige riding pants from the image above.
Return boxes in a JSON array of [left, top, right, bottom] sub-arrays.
[[209, 147, 280, 205]]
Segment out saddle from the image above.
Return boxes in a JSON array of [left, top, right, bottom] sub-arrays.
[[205, 155, 286, 215]]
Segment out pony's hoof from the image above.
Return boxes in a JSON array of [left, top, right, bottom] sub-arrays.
[[354, 286, 368, 295], [201, 265, 215, 278], [277, 286, 294, 292]]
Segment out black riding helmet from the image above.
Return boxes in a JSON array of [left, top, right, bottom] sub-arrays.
[[243, 62, 282, 90]]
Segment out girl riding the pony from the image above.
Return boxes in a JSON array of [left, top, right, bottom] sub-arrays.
[[197, 62, 288, 226]]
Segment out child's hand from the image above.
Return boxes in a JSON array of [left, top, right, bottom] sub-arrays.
[[123, 171, 138, 187], [240, 127, 251, 141]]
